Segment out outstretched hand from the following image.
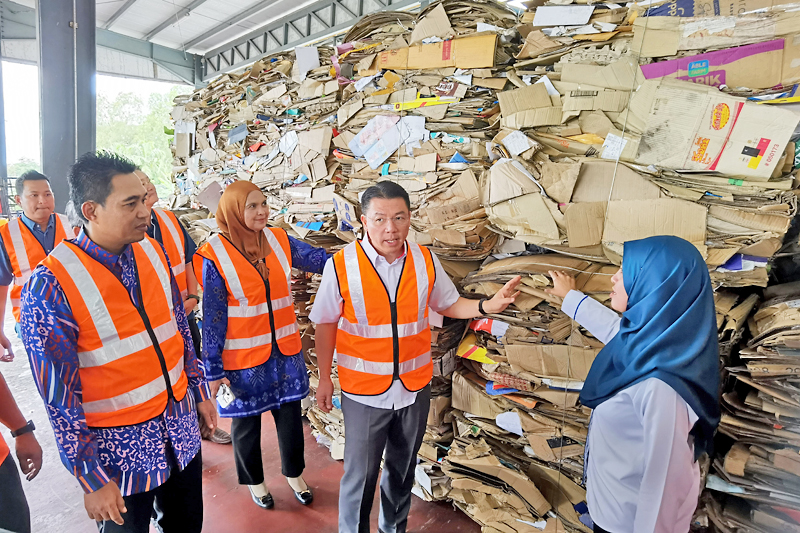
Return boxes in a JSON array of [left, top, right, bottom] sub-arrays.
[[483, 275, 522, 314], [545, 270, 576, 299]]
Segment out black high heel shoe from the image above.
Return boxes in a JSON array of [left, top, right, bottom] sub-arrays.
[[248, 486, 275, 509], [293, 487, 313, 505]]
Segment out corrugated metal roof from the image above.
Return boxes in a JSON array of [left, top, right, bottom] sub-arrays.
[[99, 0, 320, 55]]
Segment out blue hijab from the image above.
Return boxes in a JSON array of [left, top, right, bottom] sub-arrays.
[[579, 236, 720, 458]]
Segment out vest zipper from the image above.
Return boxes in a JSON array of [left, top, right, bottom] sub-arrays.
[[390, 301, 399, 380], [132, 260, 176, 402], [262, 278, 278, 346]]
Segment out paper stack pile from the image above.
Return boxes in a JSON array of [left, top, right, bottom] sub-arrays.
[[165, 0, 800, 529], [702, 281, 800, 530]]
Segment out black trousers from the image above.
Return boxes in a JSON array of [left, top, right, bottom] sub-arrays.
[[231, 400, 305, 485], [594, 523, 611, 533], [97, 451, 203, 533], [0, 454, 31, 533], [187, 313, 202, 361]]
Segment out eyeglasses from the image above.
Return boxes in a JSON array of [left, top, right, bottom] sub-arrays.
[[367, 215, 410, 227]]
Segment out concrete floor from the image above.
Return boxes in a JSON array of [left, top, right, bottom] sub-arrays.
[[0, 307, 478, 533]]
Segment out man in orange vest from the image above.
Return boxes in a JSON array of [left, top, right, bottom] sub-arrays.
[[134, 168, 231, 445], [0, 170, 75, 362], [311, 182, 521, 533], [0, 366, 42, 533], [20, 151, 217, 532]]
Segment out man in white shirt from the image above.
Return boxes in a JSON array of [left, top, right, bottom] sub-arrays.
[[310, 182, 520, 533]]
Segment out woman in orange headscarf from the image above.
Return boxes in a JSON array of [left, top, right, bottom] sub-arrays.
[[194, 180, 329, 509]]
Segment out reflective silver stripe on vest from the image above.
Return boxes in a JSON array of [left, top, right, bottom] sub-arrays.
[[172, 262, 186, 276], [336, 352, 394, 375], [50, 244, 119, 348], [338, 316, 429, 339], [408, 243, 429, 323], [79, 319, 180, 368], [398, 351, 432, 374], [337, 350, 431, 375], [262, 229, 291, 283], [342, 243, 368, 325], [209, 237, 248, 306], [227, 296, 293, 318], [51, 241, 177, 369], [137, 238, 175, 312], [154, 209, 186, 270], [56, 214, 75, 239], [82, 356, 184, 414], [7, 219, 31, 287], [222, 322, 298, 351]]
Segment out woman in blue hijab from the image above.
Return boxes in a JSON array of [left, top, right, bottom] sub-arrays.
[[548, 235, 720, 533]]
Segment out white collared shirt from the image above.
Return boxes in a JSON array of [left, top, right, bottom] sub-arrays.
[[309, 237, 459, 410], [562, 290, 700, 533]]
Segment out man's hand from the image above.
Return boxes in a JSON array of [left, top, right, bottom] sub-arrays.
[[208, 378, 229, 400], [183, 298, 198, 315], [196, 399, 218, 439], [84, 482, 126, 525], [15, 433, 42, 481], [0, 331, 14, 362], [545, 271, 577, 299], [316, 376, 334, 413], [483, 275, 522, 314]]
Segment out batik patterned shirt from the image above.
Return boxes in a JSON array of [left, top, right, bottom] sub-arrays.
[[20, 230, 211, 496]]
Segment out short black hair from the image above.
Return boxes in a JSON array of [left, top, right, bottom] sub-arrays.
[[360, 181, 411, 214], [16, 170, 50, 196], [69, 151, 137, 223]]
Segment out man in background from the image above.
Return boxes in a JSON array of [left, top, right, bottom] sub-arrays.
[[0, 171, 75, 361], [135, 168, 231, 445]]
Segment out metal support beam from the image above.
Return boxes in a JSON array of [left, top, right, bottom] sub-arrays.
[[36, 0, 96, 213], [142, 0, 210, 42], [2, 0, 199, 86], [96, 30, 197, 85], [201, 0, 420, 81], [102, 0, 139, 30], [0, 57, 8, 215], [183, 2, 279, 51]]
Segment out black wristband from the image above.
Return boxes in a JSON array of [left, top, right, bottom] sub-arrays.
[[11, 420, 35, 438], [478, 298, 488, 316]]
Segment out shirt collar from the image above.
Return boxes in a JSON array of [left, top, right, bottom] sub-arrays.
[[75, 229, 133, 270], [20, 213, 55, 233], [360, 235, 407, 266]]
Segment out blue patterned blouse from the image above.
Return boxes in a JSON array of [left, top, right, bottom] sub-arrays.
[[19, 230, 211, 496], [201, 235, 329, 418]]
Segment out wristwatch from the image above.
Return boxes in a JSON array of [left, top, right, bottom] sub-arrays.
[[11, 420, 35, 438]]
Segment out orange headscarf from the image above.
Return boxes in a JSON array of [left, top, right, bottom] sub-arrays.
[[216, 180, 271, 280]]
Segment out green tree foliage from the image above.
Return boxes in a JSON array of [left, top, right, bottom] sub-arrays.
[[7, 158, 40, 177], [96, 85, 190, 198]]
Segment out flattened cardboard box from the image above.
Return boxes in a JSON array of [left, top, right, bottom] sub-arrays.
[[498, 82, 563, 128], [631, 12, 800, 58], [629, 79, 800, 179], [377, 34, 497, 70], [602, 198, 707, 259], [506, 344, 600, 381], [639, 39, 785, 89], [645, 0, 797, 17]]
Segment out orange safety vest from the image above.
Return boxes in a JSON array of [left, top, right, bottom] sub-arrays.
[[152, 208, 188, 300], [42, 236, 188, 428], [0, 434, 8, 466], [333, 240, 435, 396], [194, 228, 301, 371], [0, 214, 75, 322]]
